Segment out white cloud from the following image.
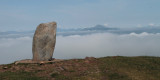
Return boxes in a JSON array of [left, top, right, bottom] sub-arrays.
[[129, 32, 151, 37], [54, 32, 160, 59], [104, 23, 109, 27], [149, 23, 155, 26], [0, 33, 160, 64], [0, 37, 32, 64]]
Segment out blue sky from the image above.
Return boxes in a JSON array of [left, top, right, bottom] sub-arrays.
[[1, 0, 160, 64], [0, 0, 160, 31]]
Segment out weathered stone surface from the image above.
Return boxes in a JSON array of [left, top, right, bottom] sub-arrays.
[[32, 22, 57, 61]]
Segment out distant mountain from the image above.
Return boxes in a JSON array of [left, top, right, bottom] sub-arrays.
[[133, 26, 160, 33], [112, 26, 160, 34], [57, 28, 80, 32], [0, 30, 34, 35], [0, 25, 160, 37], [81, 25, 117, 31], [56, 25, 119, 36], [57, 25, 118, 32], [0, 30, 34, 38]]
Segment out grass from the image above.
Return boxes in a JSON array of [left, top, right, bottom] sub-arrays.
[[0, 71, 43, 80], [108, 72, 129, 80], [51, 72, 71, 80], [97, 56, 160, 80]]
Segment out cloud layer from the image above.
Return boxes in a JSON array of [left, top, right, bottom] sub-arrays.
[[55, 32, 160, 59], [0, 32, 160, 64]]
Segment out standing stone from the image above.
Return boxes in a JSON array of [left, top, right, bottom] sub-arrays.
[[32, 22, 57, 61]]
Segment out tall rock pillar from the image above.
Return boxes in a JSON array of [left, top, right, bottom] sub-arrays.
[[32, 22, 57, 61]]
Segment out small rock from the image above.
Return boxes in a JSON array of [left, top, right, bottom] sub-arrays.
[[39, 61, 45, 65], [58, 67, 65, 71], [3, 66, 8, 69], [15, 62, 19, 65], [84, 60, 90, 63]]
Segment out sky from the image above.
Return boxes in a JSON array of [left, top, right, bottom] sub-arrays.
[[0, 0, 160, 31], [0, 0, 160, 64]]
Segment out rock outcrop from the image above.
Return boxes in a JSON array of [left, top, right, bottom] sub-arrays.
[[32, 22, 57, 61]]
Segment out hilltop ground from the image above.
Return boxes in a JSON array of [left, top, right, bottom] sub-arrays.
[[0, 56, 160, 80]]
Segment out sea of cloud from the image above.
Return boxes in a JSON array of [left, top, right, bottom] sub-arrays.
[[0, 32, 160, 64]]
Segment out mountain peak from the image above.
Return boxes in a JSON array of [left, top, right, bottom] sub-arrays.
[[82, 25, 117, 31]]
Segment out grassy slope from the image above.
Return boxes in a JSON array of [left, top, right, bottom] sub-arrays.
[[0, 56, 160, 80]]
